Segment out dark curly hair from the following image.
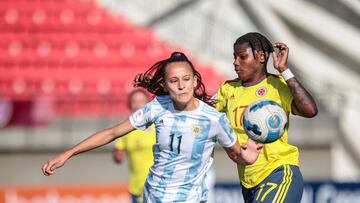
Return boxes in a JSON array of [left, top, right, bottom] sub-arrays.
[[134, 52, 214, 106]]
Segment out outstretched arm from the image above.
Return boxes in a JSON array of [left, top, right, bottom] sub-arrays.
[[42, 119, 134, 176], [272, 42, 318, 118], [224, 139, 263, 165]]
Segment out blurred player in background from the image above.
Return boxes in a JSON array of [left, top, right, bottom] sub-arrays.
[[42, 51, 262, 203], [214, 32, 318, 203], [113, 89, 156, 203]]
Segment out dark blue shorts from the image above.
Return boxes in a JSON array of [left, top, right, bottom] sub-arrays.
[[242, 165, 303, 203], [131, 193, 143, 203]]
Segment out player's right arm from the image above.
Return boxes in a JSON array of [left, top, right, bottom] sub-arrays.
[[42, 119, 134, 176]]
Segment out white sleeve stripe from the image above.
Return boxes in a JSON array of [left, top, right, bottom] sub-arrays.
[[129, 116, 137, 129]]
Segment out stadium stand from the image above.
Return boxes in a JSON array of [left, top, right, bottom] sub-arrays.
[[0, 0, 224, 119]]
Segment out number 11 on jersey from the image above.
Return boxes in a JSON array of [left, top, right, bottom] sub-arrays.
[[169, 134, 182, 154]]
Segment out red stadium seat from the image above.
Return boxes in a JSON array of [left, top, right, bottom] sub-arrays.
[[0, 0, 224, 117]]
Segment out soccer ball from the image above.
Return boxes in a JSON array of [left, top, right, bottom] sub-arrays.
[[243, 100, 288, 143]]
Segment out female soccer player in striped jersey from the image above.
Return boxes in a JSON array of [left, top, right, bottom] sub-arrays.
[[215, 32, 318, 203], [42, 52, 263, 203]]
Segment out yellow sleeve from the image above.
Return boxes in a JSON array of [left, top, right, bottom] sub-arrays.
[[214, 83, 228, 112], [114, 137, 126, 150], [278, 76, 293, 113]]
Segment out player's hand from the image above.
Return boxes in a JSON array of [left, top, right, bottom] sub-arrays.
[[41, 153, 69, 176], [242, 139, 263, 152], [240, 139, 263, 165], [272, 42, 289, 72], [133, 73, 152, 87]]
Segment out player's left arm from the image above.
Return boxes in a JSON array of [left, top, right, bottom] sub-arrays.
[[224, 139, 263, 165], [217, 115, 263, 165], [272, 42, 318, 118]]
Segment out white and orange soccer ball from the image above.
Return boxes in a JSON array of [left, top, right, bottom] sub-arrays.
[[243, 100, 288, 143]]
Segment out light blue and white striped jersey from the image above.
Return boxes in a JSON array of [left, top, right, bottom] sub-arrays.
[[129, 95, 236, 203]]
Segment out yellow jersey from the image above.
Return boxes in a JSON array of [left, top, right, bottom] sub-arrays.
[[215, 75, 299, 188], [114, 125, 156, 195]]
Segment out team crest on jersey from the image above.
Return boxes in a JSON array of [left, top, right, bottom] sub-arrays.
[[193, 125, 201, 136], [230, 94, 235, 100], [255, 87, 267, 97]]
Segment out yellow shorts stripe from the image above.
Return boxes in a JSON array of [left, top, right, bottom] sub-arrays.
[[278, 166, 293, 203], [272, 165, 289, 203], [272, 165, 291, 203]]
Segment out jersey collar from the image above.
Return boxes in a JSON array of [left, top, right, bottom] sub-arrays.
[[242, 74, 267, 87]]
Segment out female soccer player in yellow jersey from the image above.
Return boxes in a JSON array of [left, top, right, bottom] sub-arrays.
[[113, 88, 156, 203], [215, 32, 318, 203]]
